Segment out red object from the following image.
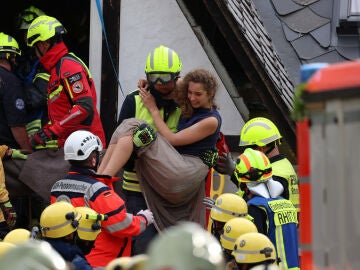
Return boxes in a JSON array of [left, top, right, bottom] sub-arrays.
[[205, 169, 212, 229], [297, 119, 313, 269], [216, 132, 230, 156]]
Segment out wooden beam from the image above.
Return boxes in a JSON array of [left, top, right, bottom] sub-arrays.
[[100, 0, 121, 145]]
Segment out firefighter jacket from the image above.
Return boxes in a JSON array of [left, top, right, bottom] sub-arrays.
[[248, 195, 300, 270], [270, 155, 300, 213], [40, 41, 106, 148], [118, 88, 181, 192], [0, 146, 9, 223], [50, 166, 148, 267]]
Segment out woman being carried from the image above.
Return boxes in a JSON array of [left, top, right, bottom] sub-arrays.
[[98, 69, 222, 230]]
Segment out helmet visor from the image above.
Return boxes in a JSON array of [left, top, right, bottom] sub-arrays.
[[147, 72, 177, 85], [235, 167, 272, 182]]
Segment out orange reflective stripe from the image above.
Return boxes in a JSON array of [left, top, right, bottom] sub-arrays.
[[240, 155, 251, 170], [261, 152, 269, 166]]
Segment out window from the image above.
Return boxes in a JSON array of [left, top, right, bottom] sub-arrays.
[[337, 0, 360, 35], [350, 0, 360, 15]]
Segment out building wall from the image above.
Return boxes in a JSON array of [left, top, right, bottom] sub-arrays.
[[116, 0, 244, 135]]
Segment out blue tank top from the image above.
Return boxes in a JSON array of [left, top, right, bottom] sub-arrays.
[[175, 106, 221, 156]]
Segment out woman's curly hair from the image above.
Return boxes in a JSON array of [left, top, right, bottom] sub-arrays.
[[174, 69, 219, 118]]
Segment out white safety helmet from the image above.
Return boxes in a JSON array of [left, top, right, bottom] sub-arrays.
[[64, 130, 103, 161]]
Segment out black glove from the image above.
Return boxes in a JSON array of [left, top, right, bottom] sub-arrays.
[[215, 152, 235, 175], [0, 201, 17, 227], [133, 123, 157, 149], [29, 128, 56, 148], [199, 149, 219, 168]]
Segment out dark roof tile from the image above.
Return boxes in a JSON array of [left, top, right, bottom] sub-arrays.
[[282, 22, 304, 42], [271, 0, 303, 16], [291, 34, 330, 59], [308, 0, 333, 19], [281, 7, 329, 33], [309, 22, 331, 47], [310, 50, 346, 63], [336, 46, 360, 60]]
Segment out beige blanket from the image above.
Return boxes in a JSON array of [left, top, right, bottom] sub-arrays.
[[4, 149, 70, 202], [110, 118, 208, 231]]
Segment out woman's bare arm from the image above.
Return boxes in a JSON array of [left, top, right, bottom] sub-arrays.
[[140, 87, 218, 146]]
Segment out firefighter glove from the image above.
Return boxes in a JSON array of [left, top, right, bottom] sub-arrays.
[[215, 152, 235, 175], [0, 201, 16, 227], [137, 209, 154, 226], [199, 148, 219, 168], [133, 123, 157, 149], [11, 149, 28, 160], [30, 128, 56, 148]]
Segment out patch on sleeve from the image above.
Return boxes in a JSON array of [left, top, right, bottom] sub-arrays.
[[72, 81, 84, 94], [15, 98, 25, 110], [68, 72, 82, 84]]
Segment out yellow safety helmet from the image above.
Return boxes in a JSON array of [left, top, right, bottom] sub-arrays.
[[27, 15, 67, 47], [210, 193, 248, 222], [145, 45, 182, 75], [17, 6, 45, 30], [3, 228, 31, 245], [234, 148, 272, 184], [220, 218, 258, 251], [0, 32, 21, 59], [0, 242, 15, 257], [145, 222, 225, 270], [76, 207, 103, 241], [40, 201, 80, 239], [239, 117, 282, 147], [232, 232, 276, 264]]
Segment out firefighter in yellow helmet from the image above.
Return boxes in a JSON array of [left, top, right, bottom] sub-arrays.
[[220, 217, 258, 268], [0, 32, 32, 152], [239, 117, 299, 214], [40, 201, 93, 269], [3, 228, 30, 245], [216, 117, 299, 215], [15, 6, 51, 150], [145, 221, 225, 270], [206, 193, 249, 242], [234, 149, 300, 270], [106, 45, 183, 256], [232, 232, 278, 270]]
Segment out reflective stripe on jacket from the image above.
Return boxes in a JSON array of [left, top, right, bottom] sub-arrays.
[[248, 196, 300, 270], [271, 156, 300, 212], [50, 167, 147, 267]]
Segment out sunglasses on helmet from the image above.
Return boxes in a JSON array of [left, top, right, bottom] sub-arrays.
[[235, 167, 272, 182], [146, 72, 178, 85]]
